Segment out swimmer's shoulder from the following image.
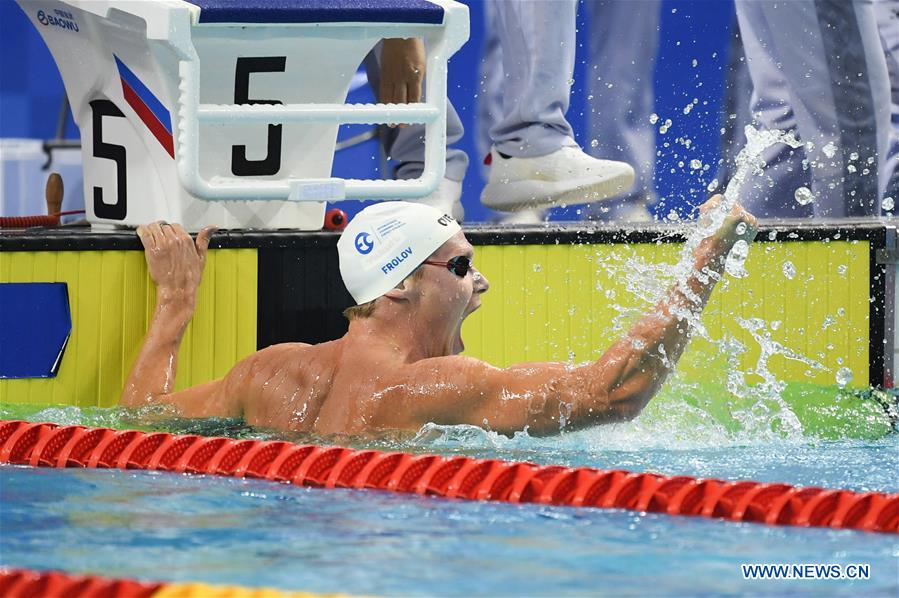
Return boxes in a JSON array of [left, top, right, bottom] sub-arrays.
[[244, 339, 342, 370]]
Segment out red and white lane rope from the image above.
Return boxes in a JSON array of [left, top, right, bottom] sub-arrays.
[[1, 420, 896, 534]]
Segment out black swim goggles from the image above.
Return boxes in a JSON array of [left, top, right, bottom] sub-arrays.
[[421, 255, 473, 277]]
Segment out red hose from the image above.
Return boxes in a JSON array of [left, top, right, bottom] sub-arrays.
[[1, 420, 896, 534], [0, 210, 85, 229]]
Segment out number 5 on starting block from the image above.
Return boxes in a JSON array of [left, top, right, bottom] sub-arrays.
[[18, 0, 469, 230]]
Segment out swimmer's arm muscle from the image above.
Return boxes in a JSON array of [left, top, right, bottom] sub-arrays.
[[136, 354, 258, 418], [390, 199, 758, 436], [119, 296, 245, 417], [391, 240, 727, 436], [120, 222, 245, 416]]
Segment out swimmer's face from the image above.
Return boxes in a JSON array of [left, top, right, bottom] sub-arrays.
[[414, 231, 489, 353]]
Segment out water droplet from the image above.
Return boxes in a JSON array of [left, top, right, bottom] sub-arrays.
[[782, 261, 796, 279], [567, 78, 575, 86], [649, 113, 659, 124], [837, 264, 847, 275], [822, 315, 836, 330], [666, 210, 679, 222], [532, 263, 542, 272], [735, 222, 747, 236], [725, 240, 750, 278], [707, 178, 719, 192], [847, 164, 856, 174], [822, 142, 837, 158], [836, 367, 853, 388], [689, 159, 702, 170], [768, 230, 777, 241], [849, 151, 859, 161], [590, 138, 599, 149], [883, 197, 894, 211], [794, 186, 814, 205], [691, 58, 698, 67]]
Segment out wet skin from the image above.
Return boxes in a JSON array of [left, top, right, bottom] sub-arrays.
[[122, 197, 757, 437]]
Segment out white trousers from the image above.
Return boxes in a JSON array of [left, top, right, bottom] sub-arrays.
[[735, 0, 892, 217]]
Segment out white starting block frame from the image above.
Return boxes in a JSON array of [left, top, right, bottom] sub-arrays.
[[17, 0, 469, 230]]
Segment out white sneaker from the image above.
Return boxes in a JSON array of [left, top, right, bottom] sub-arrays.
[[481, 145, 635, 212], [417, 178, 465, 222]]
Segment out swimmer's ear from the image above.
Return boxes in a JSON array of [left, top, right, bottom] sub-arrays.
[[383, 278, 415, 302]]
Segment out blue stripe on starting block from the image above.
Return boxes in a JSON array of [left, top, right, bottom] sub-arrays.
[[113, 56, 172, 135], [189, 0, 444, 25]]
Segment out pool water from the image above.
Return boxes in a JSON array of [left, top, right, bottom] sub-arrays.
[[0, 396, 897, 596], [1, 464, 896, 597]]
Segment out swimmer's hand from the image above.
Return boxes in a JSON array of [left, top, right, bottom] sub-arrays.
[[699, 195, 759, 249], [379, 38, 426, 126], [136, 222, 216, 307]]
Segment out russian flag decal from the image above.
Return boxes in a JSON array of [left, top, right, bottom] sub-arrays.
[[114, 56, 174, 158]]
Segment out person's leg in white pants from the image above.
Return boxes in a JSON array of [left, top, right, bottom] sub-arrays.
[[877, 0, 899, 212], [735, 0, 891, 217], [481, 0, 635, 214], [582, 0, 660, 222]]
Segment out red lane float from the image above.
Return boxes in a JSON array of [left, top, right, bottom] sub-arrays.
[[1, 420, 897, 534], [0, 568, 334, 597], [0, 568, 160, 598]]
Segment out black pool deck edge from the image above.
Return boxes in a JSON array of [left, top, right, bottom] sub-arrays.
[[1, 219, 895, 251]]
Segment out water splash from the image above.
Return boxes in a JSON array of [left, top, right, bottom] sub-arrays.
[[600, 126, 818, 439], [794, 187, 814, 206]]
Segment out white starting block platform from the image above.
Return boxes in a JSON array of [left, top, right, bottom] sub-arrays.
[[17, 0, 469, 230]]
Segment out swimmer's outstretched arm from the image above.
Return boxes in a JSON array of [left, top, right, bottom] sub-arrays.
[[381, 198, 758, 436], [119, 222, 243, 417]]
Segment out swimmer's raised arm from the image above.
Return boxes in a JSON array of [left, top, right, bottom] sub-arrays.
[[378, 197, 758, 436], [119, 222, 243, 416]]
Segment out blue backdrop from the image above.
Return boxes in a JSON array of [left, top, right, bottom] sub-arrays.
[[0, 0, 736, 222]]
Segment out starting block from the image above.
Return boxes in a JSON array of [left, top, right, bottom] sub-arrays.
[[16, 0, 469, 230]]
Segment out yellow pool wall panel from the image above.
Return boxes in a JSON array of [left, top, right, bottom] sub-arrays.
[[0, 249, 257, 407], [463, 240, 870, 389], [0, 237, 875, 409]]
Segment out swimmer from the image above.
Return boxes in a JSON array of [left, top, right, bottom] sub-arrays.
[[121, 196, 757, 436]]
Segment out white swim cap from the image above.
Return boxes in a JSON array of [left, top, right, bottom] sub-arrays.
[[337, 201, 462, 304]]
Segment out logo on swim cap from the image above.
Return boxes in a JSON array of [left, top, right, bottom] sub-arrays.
[[37, 10, 49, 25], [354, 232, 374, 255], [338, 201, 462, 304]]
